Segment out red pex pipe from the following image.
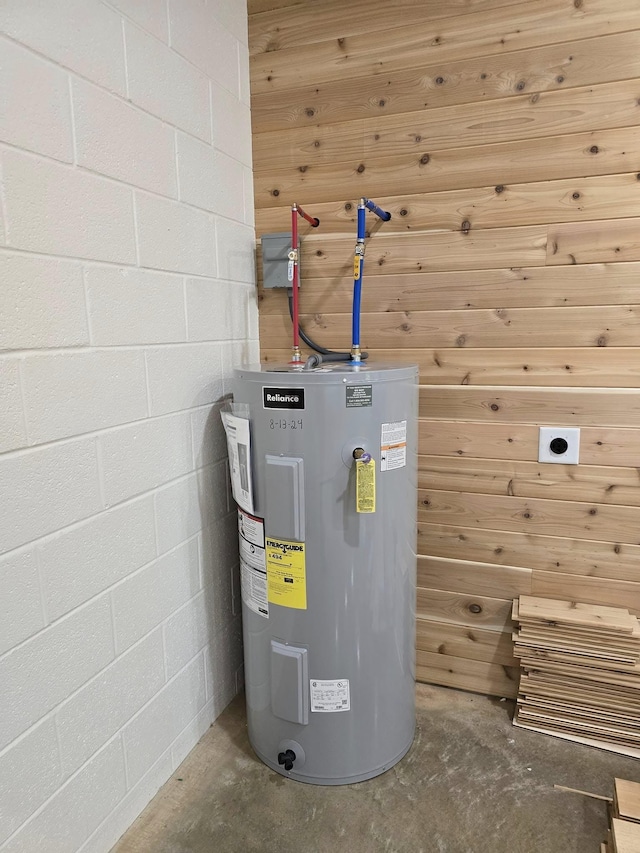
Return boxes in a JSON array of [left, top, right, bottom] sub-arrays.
[[296, 204, 320, 228], [290, 204, 320, 361], [291, 205, 300, 352]]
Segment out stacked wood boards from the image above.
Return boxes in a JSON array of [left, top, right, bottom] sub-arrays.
[[615, 779, 640, 826], [602, 779, 640, 852], [249, 0, 640, 696], [513, 596, 640, 757]]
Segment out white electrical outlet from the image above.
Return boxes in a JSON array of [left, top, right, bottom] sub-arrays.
[[538, 427, 580, 465]]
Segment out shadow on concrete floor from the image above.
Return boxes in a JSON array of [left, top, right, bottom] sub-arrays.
[[113, 683, 640, 853]]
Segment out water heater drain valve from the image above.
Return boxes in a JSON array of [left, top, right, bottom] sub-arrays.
[[278, 749, 296, 772]]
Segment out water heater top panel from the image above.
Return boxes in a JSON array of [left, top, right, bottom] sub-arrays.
[[235, 362, 418, 385]]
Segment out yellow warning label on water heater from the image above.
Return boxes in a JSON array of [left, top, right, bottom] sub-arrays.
[[356, 459, 376, 513], [266, 538, 306, 609]]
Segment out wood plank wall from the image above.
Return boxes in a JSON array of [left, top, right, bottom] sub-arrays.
[[248, 0, 640, 699]]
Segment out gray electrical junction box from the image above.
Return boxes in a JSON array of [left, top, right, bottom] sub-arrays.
[[261, 232, 298, 289]]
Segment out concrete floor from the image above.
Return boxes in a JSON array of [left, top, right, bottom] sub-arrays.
[[114, 684, 640, 853]]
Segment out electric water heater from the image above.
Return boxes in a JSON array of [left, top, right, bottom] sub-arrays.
[[229, 361, 418, 785]]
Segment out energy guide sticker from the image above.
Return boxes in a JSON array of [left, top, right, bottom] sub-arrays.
[[380, 420, 407, 471], [238, 510, 268, 618], [266, 537, 306, 610]]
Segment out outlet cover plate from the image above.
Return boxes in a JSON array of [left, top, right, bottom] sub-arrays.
[[539, 427, 580, 465]]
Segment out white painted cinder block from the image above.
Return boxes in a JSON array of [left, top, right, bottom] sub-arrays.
[[72, 78, 178, 198], [105, 0, 169, 42], [1, 738, 127, 853], [168, 0, 240, 97], [204, 615, 243, 708], [0, 439, 102, 554], [169, 695, 215, 770], [0, 717, 62, 846], [145, 342, 224, 417], [216, 218, 257, 284], [0, 596, 114, 751], [135, 190, 217, 276], [85, 266, 186, 346], [185, 279, 250, 342], [243, 165, 256, 226], [0, 0, 255, 847], [163, 588, 213, 679], [153, 473, 202, 556], [112, 538, 201, 652], [21, 349, 148, 445], [39, 497, 156, 621], [210, 81, 252, 166], [210, 512, 238, 567], [191, 402, 229, 469], [56, 629, 165, 776], [77, 748, 173, 853], [124, 21, 210, 142], [2, 148, 137, 263], [0, 253, 88, 350], [0, 0, 127, 96], [177, 132, 245, 222], [0, 38, 73, 162], [221, 339, 260, 394], [0, 548, 45, 656], [238, 41, 251, 107], [122, 653, 206, 787], [0, 195, 6, 244], [0, 357, 27, 453], [248, 337, 261, 364], [210, 0, 248, 45], [98, 412, 193, 506], [231, 561, 241, 618], [200, 512, 239, 593], [197, 459, 231, 529]]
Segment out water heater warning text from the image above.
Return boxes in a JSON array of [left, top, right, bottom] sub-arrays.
[[380, 420, 407, 471], [238, 510, 268, 619], [356, 459, 376, 513]]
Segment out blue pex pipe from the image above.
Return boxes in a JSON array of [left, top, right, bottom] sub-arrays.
[[362, 197, 392, 221], [357, 203, 366, 240], [352, 199, 391, 358], [352, 204, 367, 352]]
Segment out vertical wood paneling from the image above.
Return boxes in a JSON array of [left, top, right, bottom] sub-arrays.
[[249, 1, 640, 698]]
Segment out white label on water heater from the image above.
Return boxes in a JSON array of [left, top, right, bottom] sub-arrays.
[[380, 420, 407, 471], [238, 510, 268, 619], [310, 679, 351, 713], [222, 412, 254, 514]]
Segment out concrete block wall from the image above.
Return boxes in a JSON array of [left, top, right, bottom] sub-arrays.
[[0, 1, 256, 850]]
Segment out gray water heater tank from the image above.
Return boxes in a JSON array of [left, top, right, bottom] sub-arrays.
[[233, 362, 418, 785]]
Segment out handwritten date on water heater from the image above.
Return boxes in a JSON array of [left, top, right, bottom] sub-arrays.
[[269, 418, 304, 430]]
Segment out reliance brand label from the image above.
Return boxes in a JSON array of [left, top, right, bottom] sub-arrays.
[[263, 387, 305, 409]]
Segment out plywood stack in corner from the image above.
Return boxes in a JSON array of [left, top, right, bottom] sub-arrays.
[[603, 778, 640, 852], [512, 595, 640, 758]]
